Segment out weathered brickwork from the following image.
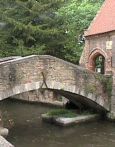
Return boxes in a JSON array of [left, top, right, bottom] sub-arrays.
[[80, 31, 115, 115], [80, 32, 114, 75], [79, 0, 115, 118], [0, 55, 110, 111], [11, 89, 67, 106]]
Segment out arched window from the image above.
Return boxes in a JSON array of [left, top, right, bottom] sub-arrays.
[[95, 55, 105, 74], [88, 49, 106, 74]]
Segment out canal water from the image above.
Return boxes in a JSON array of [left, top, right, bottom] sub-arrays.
[[0, 99, 115, 147]]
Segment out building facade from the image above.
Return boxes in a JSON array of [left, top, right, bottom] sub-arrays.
[[80, 0, 115, 117], [80, 0, 115, 75]]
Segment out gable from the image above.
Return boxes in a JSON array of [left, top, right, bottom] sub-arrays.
[[85, 0, 115, 36]]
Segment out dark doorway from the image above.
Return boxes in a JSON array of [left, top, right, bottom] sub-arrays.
[[95, 55, 105, 74]]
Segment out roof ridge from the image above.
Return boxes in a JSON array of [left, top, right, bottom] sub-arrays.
[[85, 0, 115, 36]]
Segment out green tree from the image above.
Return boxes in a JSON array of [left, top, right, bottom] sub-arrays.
[[0, 0, 67, 57], [0, 0, 104, 64], [58, 0, 104, 63]]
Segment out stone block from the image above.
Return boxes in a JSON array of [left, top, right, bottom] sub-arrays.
[[0, 136, 14, 147]]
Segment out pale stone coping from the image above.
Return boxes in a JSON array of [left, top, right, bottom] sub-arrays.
[[55, 114, 99, 124], [42, 114, 99, 126], [0, 136, 14, 147], [0, 54, 96, 74], [0, 56, 21, 62], [0, 55, 36, 65]]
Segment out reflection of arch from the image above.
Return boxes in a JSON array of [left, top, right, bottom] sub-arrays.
[[87, 49, 107, 74]]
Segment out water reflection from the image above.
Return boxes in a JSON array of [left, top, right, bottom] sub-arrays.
[[0, 99, 115, 147]]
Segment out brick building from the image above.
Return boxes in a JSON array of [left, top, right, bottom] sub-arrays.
[[80, 0, 115, 75], [80, 0, 115, 117]]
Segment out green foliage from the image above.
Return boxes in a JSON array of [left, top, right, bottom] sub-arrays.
[[100, 76, 112, 97], [47, 109, 77, 118], [58, 0, 104, 63], [85, 84, 97, 94], [0, 0, 104, 64], [0, 0, 67, 57], [106, 77, 112, 97], [95, 75, 112, 97]]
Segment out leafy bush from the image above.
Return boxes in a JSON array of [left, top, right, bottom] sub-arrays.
[[47, 109, 77, 118]]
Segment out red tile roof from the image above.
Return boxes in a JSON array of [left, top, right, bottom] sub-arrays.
[[85, 0, 115, 36]]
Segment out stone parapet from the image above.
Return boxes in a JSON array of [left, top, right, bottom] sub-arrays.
[[0, 136, 14, 147]]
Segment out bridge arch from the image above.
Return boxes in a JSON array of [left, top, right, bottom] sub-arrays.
[[0, 80, 109, 112], [0, 55, 110, 112], [49, 89, 108, 112], [87, 48, 107, 74]]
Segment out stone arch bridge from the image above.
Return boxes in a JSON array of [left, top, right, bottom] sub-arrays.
[[0, 55, 111, 112]]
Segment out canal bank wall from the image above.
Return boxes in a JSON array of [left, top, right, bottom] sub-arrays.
[[11, 89, 68, 107]]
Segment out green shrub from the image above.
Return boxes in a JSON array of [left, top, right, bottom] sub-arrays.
[[47, 109, 77, 118]]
